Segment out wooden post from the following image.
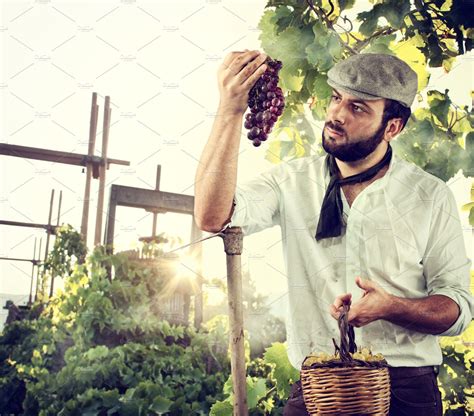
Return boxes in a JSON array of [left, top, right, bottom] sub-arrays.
[[94, 96, 111, 246], [221, 227, 248, 416], [46, 190, 55, 298], [81, 92, 98, 243], [104, 186, 117, 254], [152, 165, 161, 237], [57, 190, 62, 226], [34, 238, 42, 302], [28, 238, 37, 305], [191, 216, 203, 329]]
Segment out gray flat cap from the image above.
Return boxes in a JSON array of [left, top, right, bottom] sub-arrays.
[[327, 53, 418, 108]]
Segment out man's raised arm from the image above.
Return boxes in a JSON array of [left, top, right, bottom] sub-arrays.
[[194, 50, 267, 232]]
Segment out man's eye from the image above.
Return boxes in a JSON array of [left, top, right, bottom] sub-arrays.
[[352, 105, 363, 113], [331, 95, 340, 101]]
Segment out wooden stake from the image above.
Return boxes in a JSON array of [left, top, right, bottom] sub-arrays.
[[152, 165, 162, 237], [81, 92, 98, 244], [34, 238, 42, 302], [94, 96, 111, 246], [46, 189, 55, 298], [221, 227, 248, 416], [191, 216, 203, 329], [57, 190, 62, 226], [28, 238, 37, 305]]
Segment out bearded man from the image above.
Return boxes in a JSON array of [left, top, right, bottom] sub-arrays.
[[194, 52, 473, 416]]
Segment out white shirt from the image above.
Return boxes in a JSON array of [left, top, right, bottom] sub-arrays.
[[228, 152, 473, 369]]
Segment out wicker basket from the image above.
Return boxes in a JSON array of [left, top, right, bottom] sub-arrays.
[[300, 303, 390, 415]]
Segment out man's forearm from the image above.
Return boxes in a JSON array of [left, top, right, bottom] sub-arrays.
[[194, 105, 243, 231], [383, 294, 460, 334]]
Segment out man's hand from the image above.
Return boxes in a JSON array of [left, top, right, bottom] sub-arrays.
[[330, 276, 392, 327], [217, 50, 267, 115]]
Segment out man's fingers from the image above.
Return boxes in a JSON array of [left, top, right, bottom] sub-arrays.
[[356, 276, 378, 292], [329, 304, 339, 320], [333, 293, 352, 310], [222, 51, 243, 67], [241, 61, 267, 89], [238, 53, 267, 84], [226, 50, 261, 74]]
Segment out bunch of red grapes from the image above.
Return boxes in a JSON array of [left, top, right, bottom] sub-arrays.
[[244, 57, 285, 147]]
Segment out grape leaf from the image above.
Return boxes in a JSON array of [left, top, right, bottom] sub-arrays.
[[423, 33, 444, 67], [85, 346, 109, 361], [361, 34, 396, 55], [311, 96, 331, 121], [246, 377, 267, 408], [258, 10, 278, 52], [306, 22, 334, 71], [427, 90, 452, 127], [410, 119, 434, 145], [312, 72, 332, 100], [357, 0, 411, 36], [263, 342, 299, 398], [339, 0, 356, 10], [149, 396, 172, 413], [261, 26, 314, 75], [209, 400, 233, 416], [273, 5, 295, 34], [279, 65, 305, 92], [327, 33, 343, 59], [466, 131, 474, 155]]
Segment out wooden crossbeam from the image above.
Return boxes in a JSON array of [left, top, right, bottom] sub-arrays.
[[0, 219, 57, 232], [0, 143, 129, 176], [110, 185, 194, 214], [0, 256, 40, 264]]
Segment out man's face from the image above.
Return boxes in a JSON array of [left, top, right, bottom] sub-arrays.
[[322, 89, 387, 162]]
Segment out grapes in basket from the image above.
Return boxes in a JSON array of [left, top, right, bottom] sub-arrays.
[[303, 347, 386, 367], [244, 57, 285, 147]]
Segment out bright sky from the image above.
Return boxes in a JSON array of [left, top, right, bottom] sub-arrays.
[[1, 1, 472, 326]]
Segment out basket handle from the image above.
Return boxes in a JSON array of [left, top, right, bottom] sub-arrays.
[[333, 302, 357, 362]]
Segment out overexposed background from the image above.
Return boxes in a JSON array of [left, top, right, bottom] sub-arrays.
[[1, 0, 472, 328]]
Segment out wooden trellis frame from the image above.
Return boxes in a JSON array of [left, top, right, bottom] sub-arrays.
[[0, 93, 129, 302], [104, 164, 204, 329], [0, 93, 130, 247], [0, 189, 59, 302]]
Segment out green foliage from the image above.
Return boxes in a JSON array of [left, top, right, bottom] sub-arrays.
[[258, 0, 473, 187], [439, 335, 474, 415], [392, 89, 473, 182], [39, 224, 87, 300], [263, 342, 299, 399], [210, 342, 297, 415], [0, 229, 230, 415], [43, 224, 87, 276], [23, 340, 227, 415], [357, 0, 411, 36]]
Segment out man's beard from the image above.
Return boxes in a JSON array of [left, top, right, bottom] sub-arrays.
[[322, 120, 387, 162]]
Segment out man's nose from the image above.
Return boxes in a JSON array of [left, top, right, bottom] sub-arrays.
[[328, 102, 347, 125]]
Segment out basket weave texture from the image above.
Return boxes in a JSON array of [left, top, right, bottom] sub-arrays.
[[300, 303, 390, 415]]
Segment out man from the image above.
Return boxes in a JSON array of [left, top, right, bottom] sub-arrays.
[[194, 51, 473, 415]]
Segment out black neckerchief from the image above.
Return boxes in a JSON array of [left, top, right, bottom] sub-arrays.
[[315, 145, 392, 241]]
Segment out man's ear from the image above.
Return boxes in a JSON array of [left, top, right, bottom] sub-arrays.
[[384, 118, 403, 142]]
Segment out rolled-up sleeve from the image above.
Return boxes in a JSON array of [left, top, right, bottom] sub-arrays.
[[423, 185, 474, 336], [225, 163, 285, 236]]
